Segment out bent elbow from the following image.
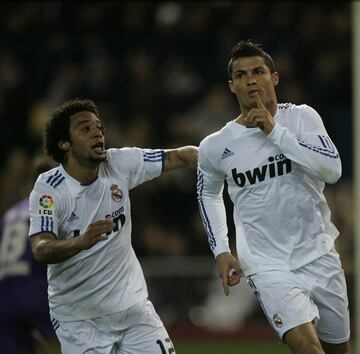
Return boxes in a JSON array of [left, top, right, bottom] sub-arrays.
[[323, 165, 342, 184], [32, 247, 47, 263], [325, 173, 341, 184], [30, 238, 50, 264]]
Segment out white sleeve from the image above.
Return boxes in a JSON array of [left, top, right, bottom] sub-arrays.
[[28, 180, 61, 238], [130, 148, 164, 189], [109, 148, 164, 190], [268, 105, 341, 183], [197, 145, 230, 258]]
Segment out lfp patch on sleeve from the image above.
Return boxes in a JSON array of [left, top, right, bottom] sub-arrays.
[[39, 194, 54, 214]]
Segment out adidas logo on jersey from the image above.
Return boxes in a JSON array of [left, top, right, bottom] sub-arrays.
[[67, 212, 79, 223], [221, 148, 235, 159], [232, 154, 292, 188]]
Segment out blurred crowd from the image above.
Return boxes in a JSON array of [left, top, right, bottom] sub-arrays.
[[0, 1, 353, 329]]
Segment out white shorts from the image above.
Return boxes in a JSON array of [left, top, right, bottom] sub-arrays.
[[52, 299, 175, 354], [247, 248, 350, 343]]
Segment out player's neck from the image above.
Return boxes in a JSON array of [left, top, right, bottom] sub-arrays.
[[63, 159, 99, 185], [267, 100, 278, 116]]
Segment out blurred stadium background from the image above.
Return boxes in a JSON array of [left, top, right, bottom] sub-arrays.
[[0, 2, 355, 353]]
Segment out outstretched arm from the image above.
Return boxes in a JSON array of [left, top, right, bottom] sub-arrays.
[[163, 145, 198, 172]]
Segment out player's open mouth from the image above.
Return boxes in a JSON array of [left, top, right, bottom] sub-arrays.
[[248, 90, 260, 97], [92, 142, 104, 153]]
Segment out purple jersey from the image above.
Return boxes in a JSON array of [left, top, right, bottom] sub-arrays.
[[0, 198, 56, 354]]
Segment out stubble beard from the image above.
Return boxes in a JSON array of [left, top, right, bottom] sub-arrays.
[[89, 154, 106, 164]]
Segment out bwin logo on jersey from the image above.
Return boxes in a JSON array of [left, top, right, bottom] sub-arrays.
[[232, 154, 292, 188]]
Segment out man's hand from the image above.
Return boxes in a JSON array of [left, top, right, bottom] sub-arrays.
[[216, 252, 243, 296], [30, 217, 116, 264], [245, 93, 275, 134], [75, 218, 115, 251]]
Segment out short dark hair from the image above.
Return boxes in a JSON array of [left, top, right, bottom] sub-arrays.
[[43, 98, 100, 163], [227, 40, 275, 79]]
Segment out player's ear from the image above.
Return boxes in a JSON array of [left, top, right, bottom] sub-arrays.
[[228, 80, 236, 94], [272, 72, 279, 87], [58, 141, 70, 152]]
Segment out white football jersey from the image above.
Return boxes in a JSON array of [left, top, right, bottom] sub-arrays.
[[29, 147, 164, 321], [197, 104, 341, 275]]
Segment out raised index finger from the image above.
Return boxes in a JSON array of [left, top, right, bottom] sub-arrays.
[[255, 92, 265, 108]]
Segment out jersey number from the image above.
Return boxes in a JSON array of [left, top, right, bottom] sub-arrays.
[[156, 338, 175, 354], [0, 217, 30, 279], [72, 213, 126, 237], [106, 213, 126, 235]]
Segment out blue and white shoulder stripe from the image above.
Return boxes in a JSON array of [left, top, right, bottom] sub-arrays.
[[45, 169, 66, 188]]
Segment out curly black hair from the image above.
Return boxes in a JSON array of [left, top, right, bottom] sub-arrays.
[[43, 98, 100, 163], [227, 40, 275, 79]]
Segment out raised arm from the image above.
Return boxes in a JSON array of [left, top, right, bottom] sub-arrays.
[[163, 145, 198, 172], [267, 108, 342, 184], [245, 94, 341, 184]]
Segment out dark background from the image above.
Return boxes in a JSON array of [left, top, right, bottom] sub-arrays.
[[0, 0, 353, 340]]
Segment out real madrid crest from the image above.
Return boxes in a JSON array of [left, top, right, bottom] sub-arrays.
[[273, 313, 283, 328], [110, 184, 123, 202]]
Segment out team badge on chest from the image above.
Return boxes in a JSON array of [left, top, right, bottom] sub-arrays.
[[110, 184, 123, 202]]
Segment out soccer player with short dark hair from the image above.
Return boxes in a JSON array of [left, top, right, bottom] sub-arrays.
[[197, 40, 350, 354]]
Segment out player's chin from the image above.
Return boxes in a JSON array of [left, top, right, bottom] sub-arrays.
[[90, 154, 106, 162]]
